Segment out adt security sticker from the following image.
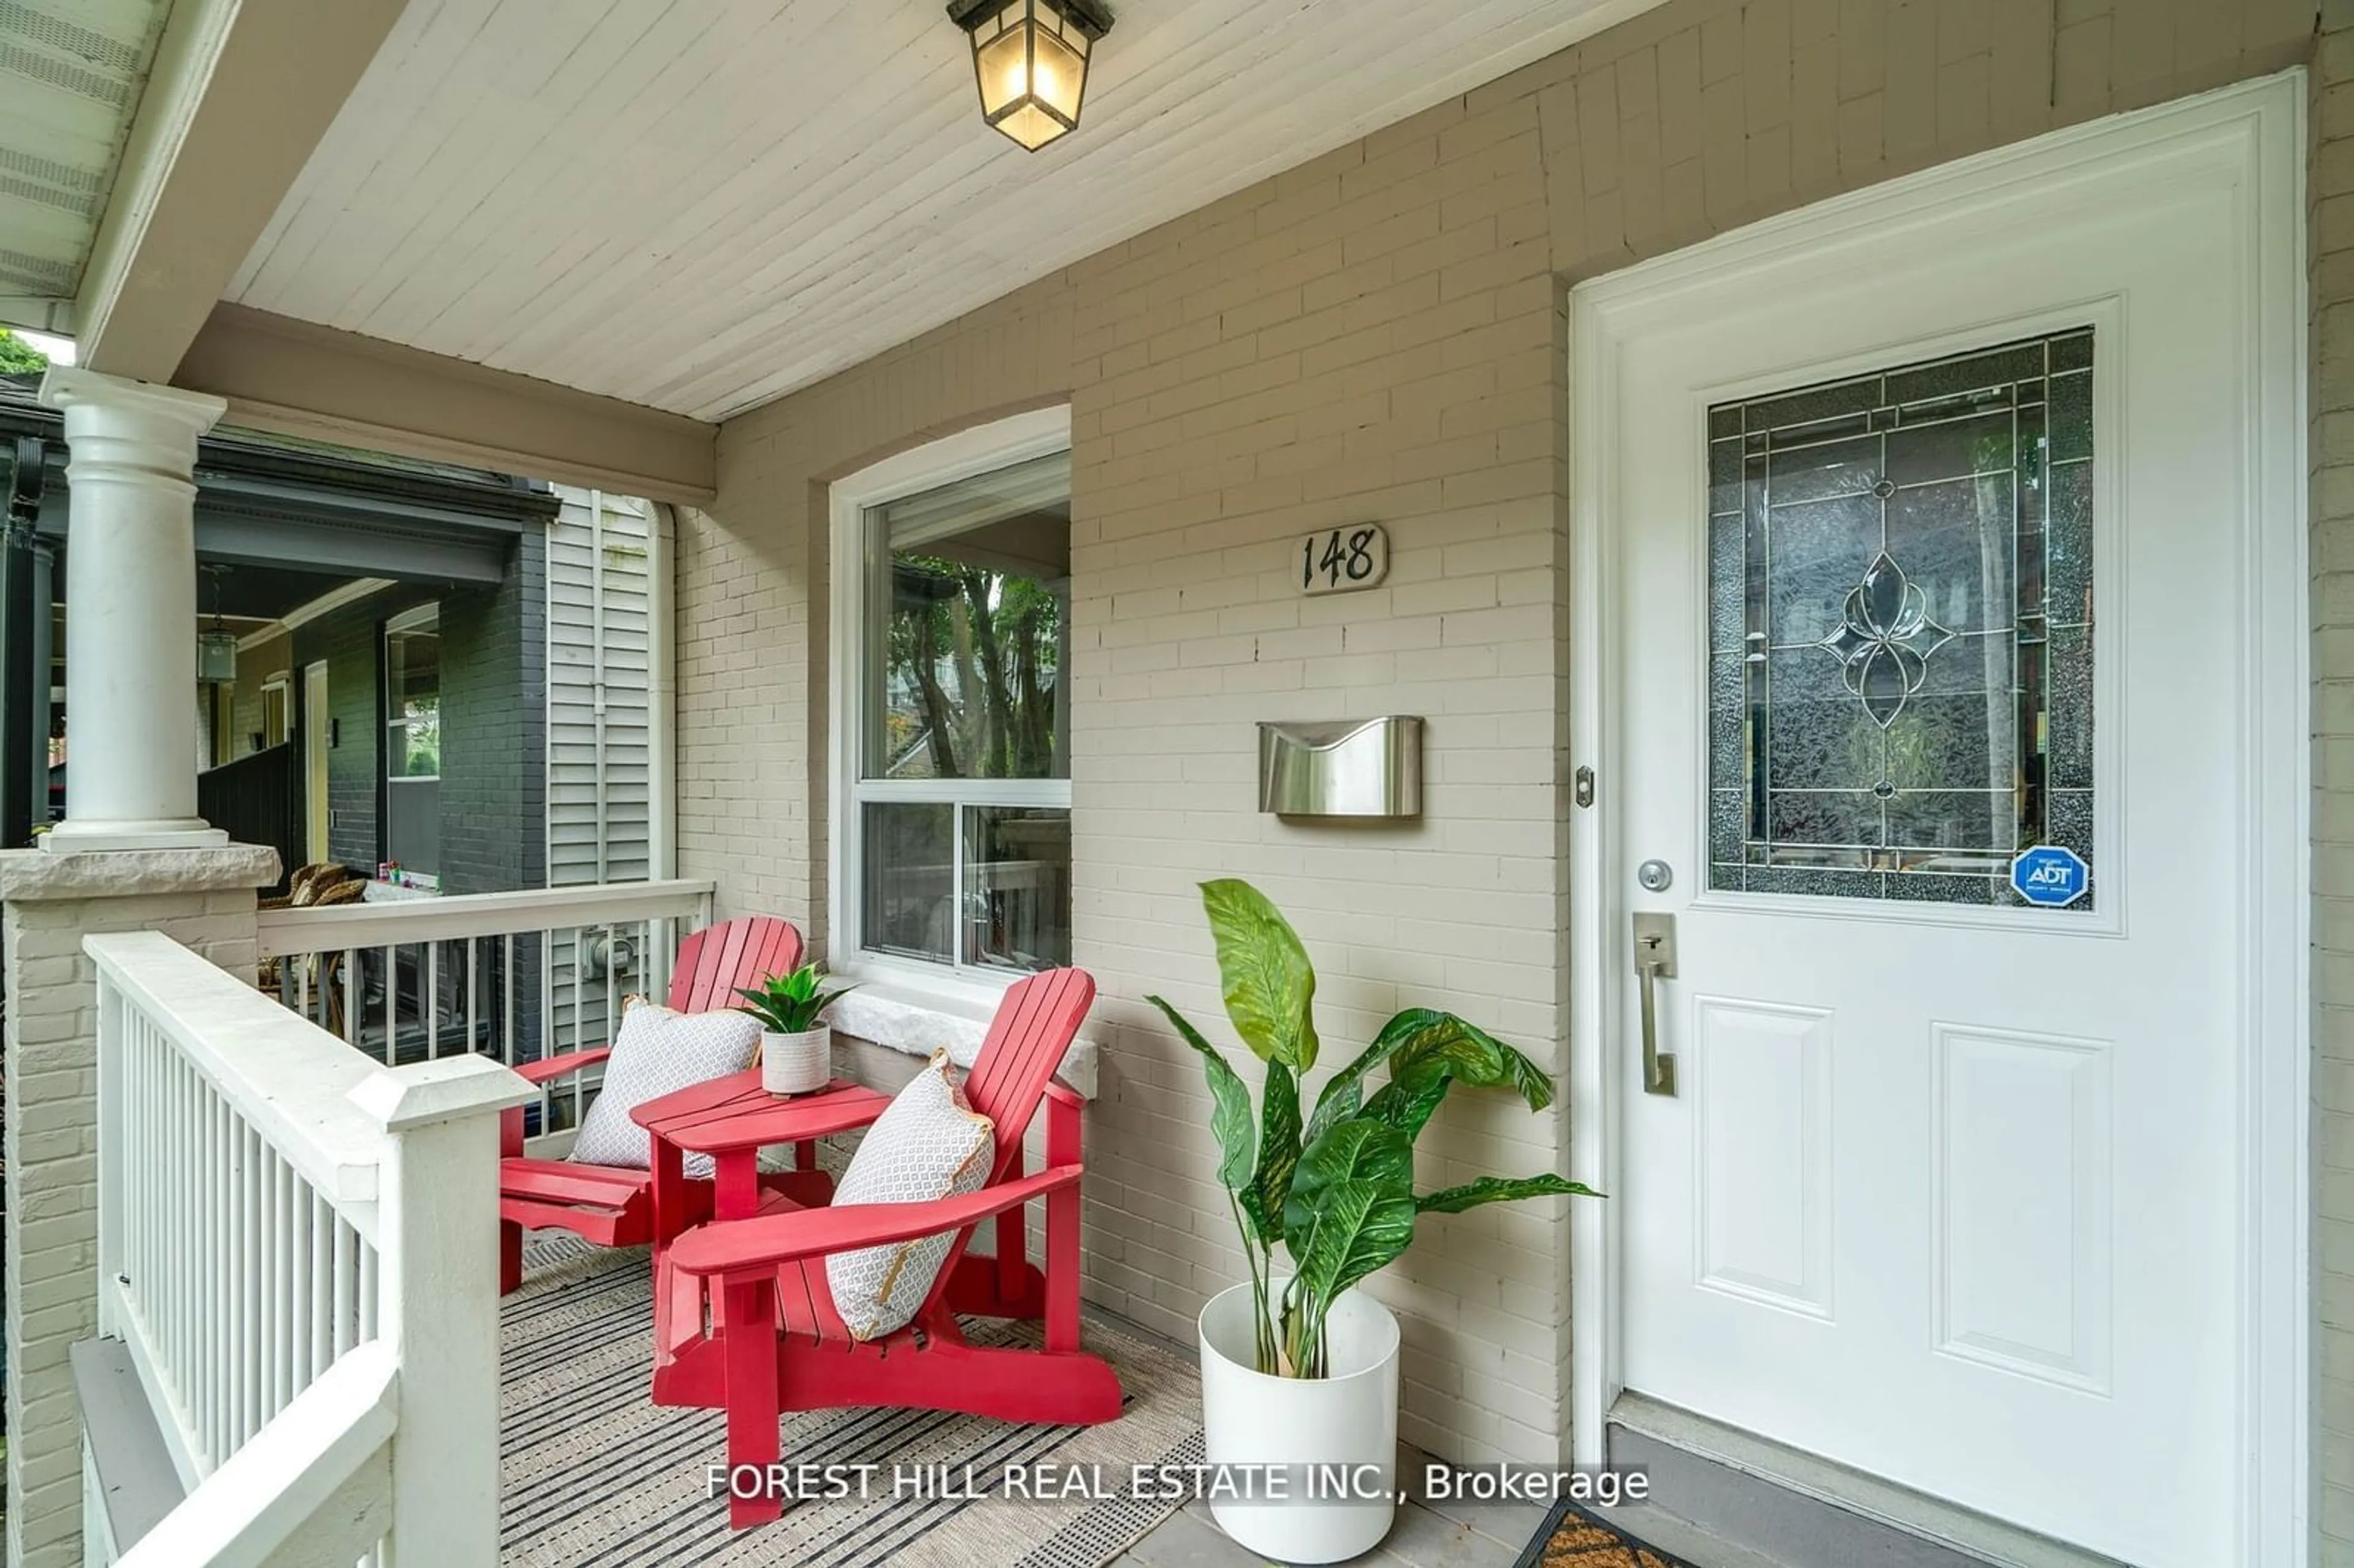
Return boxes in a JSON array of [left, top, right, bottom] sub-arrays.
[[2009, 845, 2089, 908]]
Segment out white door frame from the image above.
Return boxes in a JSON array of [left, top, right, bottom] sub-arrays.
[[1566, 73, 2309, 1564]]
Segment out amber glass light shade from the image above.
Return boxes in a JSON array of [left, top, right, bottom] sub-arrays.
[[955, 0, 1106, 151]]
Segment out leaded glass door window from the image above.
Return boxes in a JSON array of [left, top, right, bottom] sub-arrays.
[[1706, 328, 2093, 907]]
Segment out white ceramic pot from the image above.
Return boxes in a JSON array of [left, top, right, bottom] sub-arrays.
[[760, 1027, 830, 1095], [1198, 1276, 1400, 1564]]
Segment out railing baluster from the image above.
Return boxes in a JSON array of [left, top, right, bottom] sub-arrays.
[[234, 1119, 248, 1449], [290, 1159, 310, 1407], [277, 1150, 296, 1419], [332, 1221, 355, 1360], [216, 1085, 233, 1467], [170, 1051, 186, 1425], [207, 1086, 224, 1467], [217, 1085, 234, 1467], [383, 943, 397, 1065], [571, 927, 585, 1125], [250, 1121, 269, 1445], [311, 1192, 332, 1382], [126, 1013, 143, 1323], [175, 1060, 191, 1466], [246, 1124, 265, 1445], [426, 941, 440, 1059], [344, 947, 360, 1048], [503, 932, 516, 1067], [358, 1238, 378, 1344], [134, 1015, 149, 1317], [263, 1146, 282, 1425]]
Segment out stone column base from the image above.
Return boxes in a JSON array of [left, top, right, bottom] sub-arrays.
[[39, 821, 230, 854]]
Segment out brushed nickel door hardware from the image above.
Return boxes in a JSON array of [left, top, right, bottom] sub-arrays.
[[1632, 911, 1677, 1096]]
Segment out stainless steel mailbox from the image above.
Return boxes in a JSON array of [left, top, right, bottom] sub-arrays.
[[1257, 717, 1423, 818]]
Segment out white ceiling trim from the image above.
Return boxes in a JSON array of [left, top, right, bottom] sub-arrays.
[[75, 0, 410, 381], [70, 0, 238, 359], [235, 576, 397, 650]]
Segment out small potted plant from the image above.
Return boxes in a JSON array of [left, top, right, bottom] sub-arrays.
[[736, 963, 855, 1096], [1149, 880, 1599, 1564]]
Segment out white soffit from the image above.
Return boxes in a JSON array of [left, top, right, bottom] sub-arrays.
[[232, 0, 1664, 424], [0, 0, 172, 326]]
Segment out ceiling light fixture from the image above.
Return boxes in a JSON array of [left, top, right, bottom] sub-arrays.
[[947, 0, 1114, 152], [197, 565, 237, 685]]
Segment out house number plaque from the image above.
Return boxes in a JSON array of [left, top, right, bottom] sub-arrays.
[[1297, 523, 1388, 595]]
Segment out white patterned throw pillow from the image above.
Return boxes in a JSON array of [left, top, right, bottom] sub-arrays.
[[568, 997, 761, 1180], [826, 1051, 996, 1341]]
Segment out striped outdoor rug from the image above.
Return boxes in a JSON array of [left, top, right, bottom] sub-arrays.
[[500, 1236, 1204, 1567]]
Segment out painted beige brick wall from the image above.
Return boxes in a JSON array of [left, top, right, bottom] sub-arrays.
[[677, 0, 2317, 1470]]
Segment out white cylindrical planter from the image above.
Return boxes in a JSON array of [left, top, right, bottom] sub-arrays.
[[1198, 1277, 1400, 1564], [37, 367, 229, 853], [760, 1027, 831, 1095]]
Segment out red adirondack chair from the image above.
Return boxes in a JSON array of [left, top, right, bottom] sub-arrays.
[[498, 915, 807, 1294], [663, 967, 1119, 1528]]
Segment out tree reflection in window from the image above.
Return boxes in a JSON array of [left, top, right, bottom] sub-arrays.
[[885, 555, 1061, 782], [856, 447, 1073, 973]]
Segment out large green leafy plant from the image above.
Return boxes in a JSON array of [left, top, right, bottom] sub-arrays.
[[1148, 880, 1599, 1379]]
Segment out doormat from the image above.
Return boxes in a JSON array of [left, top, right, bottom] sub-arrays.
[[500, 1235, 1204, 1567], [1512, 1494, 1700, 1568]]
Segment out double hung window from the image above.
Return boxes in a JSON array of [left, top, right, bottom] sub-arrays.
[[841, 434, 1072, 980], [383, 603, 440, 875]]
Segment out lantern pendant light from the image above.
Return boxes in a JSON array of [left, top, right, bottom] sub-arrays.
[[947, 0, 1113, 152], [197, 565, 237, 685]]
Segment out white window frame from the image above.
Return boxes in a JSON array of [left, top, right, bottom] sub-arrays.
[[383, 602, 441, 878], [259, 672, 292, 749], [383, 602, 441, 783], [828, 406, 1073, 1014]]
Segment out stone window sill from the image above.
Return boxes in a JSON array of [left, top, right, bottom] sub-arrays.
[[827, 982, 1097, 1100]]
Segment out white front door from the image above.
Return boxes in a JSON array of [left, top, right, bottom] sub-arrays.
[[1573, 84, 2304, 1568]]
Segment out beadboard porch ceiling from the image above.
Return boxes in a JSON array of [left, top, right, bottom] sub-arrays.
[[0, 0, 172, 319], [228, 0, 1663, 424]]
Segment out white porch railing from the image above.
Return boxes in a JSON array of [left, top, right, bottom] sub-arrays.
[[90, 931, 534, 1567], [255, 880, 714, 1136]]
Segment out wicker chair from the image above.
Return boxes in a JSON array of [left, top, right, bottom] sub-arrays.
[[261, 861, 356, 912], [258, 865, 364, 1000]]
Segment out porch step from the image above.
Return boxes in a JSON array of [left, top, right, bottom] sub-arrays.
[[1599, 1395, 2131, 1568]]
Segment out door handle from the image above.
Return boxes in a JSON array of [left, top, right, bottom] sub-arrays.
[[1632, 911, 1677, 1096]]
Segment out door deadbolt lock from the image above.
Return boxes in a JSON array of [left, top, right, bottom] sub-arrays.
[[1632, 911, 1677, 1096], [1637, 859, 1673, 892]]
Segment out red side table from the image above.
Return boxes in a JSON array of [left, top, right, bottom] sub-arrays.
[[632, 1071, 891, 1404]]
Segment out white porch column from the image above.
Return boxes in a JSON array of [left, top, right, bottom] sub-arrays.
[[36, 368, 227, 854]]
